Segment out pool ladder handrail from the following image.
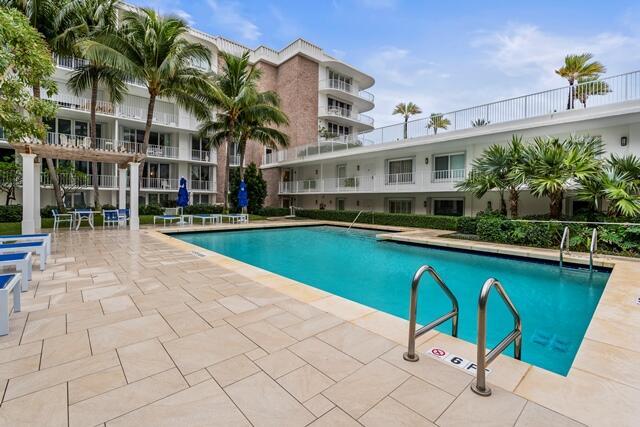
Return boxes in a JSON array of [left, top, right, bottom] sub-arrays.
[[559, 226, 570, 267], [348, 209, 373, 230], [589, 228, 597, 272], [403, 265, 459, 362], [471, 278, 522, 397]]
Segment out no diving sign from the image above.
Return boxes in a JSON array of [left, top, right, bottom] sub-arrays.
[[426, 347, 491, 375]]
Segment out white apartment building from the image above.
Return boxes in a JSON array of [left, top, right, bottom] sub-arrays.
[[0, 5, 376, 209], [264, 70, 640, 217]]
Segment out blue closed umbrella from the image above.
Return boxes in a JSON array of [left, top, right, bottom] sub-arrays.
[[177, 176, 189, 208], [238, 179, 248, 210]]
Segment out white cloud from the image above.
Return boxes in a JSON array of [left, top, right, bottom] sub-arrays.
[[206, 0, 261, 41], [355, 0, 397, 9]]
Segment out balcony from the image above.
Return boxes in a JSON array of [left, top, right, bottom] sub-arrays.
[[144, 144, 179, 159], [46, 93, 115, 115], [278, 170, 467, 194], [263, 150, 287, 165], [141, 177, 179, 190], [318, 106, 374, 129], [40, 173, 118, 189], [118, 104, 177, 127], [191, 180, 216, 191], [191, 149, 214, 162], [319, 79, 375, 108]]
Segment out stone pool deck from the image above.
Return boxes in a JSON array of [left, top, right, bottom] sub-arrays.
[[0, 221, 637, 426]]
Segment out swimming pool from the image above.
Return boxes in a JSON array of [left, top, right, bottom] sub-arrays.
[[175, 225, 609, 375]]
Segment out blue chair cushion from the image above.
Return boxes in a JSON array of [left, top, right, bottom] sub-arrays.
[[0, 253, 29, 261], [0, 274, 16, 290], [158, 215, 179, 219], [0, 234, 48, 239], [104, 211, 119, 221], [0, 242, 45, 249]]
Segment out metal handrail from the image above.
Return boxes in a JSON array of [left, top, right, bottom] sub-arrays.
[[589, 228, 598, 272], [348, 209, 371, 229], [403, 265, 459, 362], [559, 226, 570, 267], [471, 278, 522, 396]]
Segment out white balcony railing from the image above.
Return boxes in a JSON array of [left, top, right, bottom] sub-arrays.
[[46, 93, 115, 115], [263, 150, 288, 165], [319, 106, 374, 127], [40, 173, 118, 188], [40, 133, 138, 154], [141, 177, 179, 190], [431, 169, 466, 183], [144, 144, 178, 159], [191, 180, 216, 191], [319, 79, 375, 103], [118, 104, 177, 126], [53, 54, 88, 70], [191, 149, 213, 162], [278, 170, 467, 194]]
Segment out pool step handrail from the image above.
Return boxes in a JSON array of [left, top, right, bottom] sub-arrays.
[[404, 265, 459, 362], [559, 226, 570, 267], [589, 228, 598, 272], [348, 209, 372, 229], [471, 278, 522, 397]]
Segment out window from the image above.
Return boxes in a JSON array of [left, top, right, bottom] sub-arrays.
[[336, 164, 347, 179], [328, 69, 352, 92], [336, 198, 346, 211], [433, 153, 465, 181], [326, 122, 351, 139], [192, 194, 209, 204], [386, 158, 413, 184], [191, 165, 211, 182], [388, 199, 413, 214], [75, 121, 88, 137], [327, 98, 352, 116], [123, 127, 170, 146], [433, 199, 464, 216]]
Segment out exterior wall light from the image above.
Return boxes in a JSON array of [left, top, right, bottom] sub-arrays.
[[425, 157, 429, 165], [621, 136, 628, 147]]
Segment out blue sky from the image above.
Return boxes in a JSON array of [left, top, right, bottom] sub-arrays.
[[131, 0, 640, 126]]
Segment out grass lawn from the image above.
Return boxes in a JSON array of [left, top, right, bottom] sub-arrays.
[[0, 214, 267, 234]]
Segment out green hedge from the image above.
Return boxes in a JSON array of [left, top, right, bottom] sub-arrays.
[[0, 205, 22, 222], [184, 204, 223, 214], [256, 207, 290, 217], [296, 209, 459, 230], [139, 204, 164, 215], [456, 216, 478, 234]]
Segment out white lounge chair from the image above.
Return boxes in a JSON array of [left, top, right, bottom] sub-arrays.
[[0, 253, 32, 291], [52, 209, 73, 230], [192, 214, 222, 225], [0, 273, 21, 335], [0, 233, 52, 256], [0, 241, 47, 270]]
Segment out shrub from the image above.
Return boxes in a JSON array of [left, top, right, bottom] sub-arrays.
[[0, 205, 22, 222], [296, 209, 459, 230], [456, 216, 478, 235], [476, 216, 514, 243], [229, 163, 267, 213], [40, 205, 56, 218], [256, 207, 290, 217], [101, 204, 117, 211], [184, 204, 222, 214], [139, 204, 164, 215]]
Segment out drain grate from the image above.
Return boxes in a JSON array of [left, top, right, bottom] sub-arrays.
[[191, 251, 206, 258]]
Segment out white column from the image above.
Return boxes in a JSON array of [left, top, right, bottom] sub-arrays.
[[118, 167, 127, 209], [20, 153, 36, 234], [34, 159, 41, 229], [129, 162, 139, 230]]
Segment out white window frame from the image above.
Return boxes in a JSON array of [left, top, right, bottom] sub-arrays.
[[386, 198, 414, 214]]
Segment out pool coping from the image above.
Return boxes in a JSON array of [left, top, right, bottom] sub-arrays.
[[149, 220, 640, 425]]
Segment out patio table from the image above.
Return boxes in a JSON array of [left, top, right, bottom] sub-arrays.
[[72, 210, 99, 230]]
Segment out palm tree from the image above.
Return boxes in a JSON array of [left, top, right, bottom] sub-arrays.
[[79, 8, 212, 175], [58, 0, 125, 207], [471, 118, 490, 127], [574, 76, 611, 108], [392, 102, 422, 139], [457, 135, 525, 217], [427, 113, 450, 135], [555, 53, 606, 110], [2, 0, 68, 209], [520, 135, 604, 218]]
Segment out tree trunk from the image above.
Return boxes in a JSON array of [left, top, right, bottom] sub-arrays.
[[549, 191, 563, 219], [33, 82, 65, 210], [566, 80, 575, 110], [238, 148, 246, 214], [138, 94, 156, 185], [508, 187, 519, 218], [224, 140, 230, 212], [90, 77, 100, 208], [499, 190, 507, 215], [403, 117, 408, 139]]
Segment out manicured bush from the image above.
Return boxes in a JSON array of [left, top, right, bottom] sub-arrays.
[[100, 204, 117, 211], [0, 205, 22, 222], [40, 205, 56, 218], [296, 209, 459, 231], [229, 163, 267, 213], [476, 216, 514, 243], [256, 207, 290, 217], [139, 204, 164, 215], [456, 216, 478, 235], [184, 204, 223, 214]]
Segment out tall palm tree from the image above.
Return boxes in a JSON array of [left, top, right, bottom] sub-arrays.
[[555, 53, 606, 110], [58, 0, 126, 207], [199, 52, 262, 211], [427, 113, 450, 135], [2, 0, 68, 209], [457, 135, 525, 217], [392, 102, 422, 139], [79, 8, 212, 176], [520, 135, 603, 218]]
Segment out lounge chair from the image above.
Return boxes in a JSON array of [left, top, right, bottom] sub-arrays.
[[0, 233, 51, 256], [103, 210, 125, 228], [192, 214, 222, 225], [118, 209, 130, 225], [0, 273, 21, 335], [222, 213, 249, 224], [0, 253, 32, 291], [52, 209, 73, 230], [0, 241, 47, 271]]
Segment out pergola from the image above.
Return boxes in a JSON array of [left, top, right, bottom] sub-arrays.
[[11, 140, 146, 233]]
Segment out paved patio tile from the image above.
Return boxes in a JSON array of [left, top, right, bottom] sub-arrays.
[[100, 295, 136, 314], [117, 339, 175, 382], [218, 295, 259, 313], [359, 397, 435, 426], [107, 380, 250, 427], [515, 402, 585, 426], [207, 354, 260, 387], [277, 364, 334, 402], [21, 314, 66, 344], [41, 330, 91, 369], [68, 365, 127, 404], [390, 376, 455, 421], [162, 308, 211, 337], [283, 313, 344, 340], [163, 325, 256, 374], [317, 323, 396, 363], [437, 386, 526, 426], [254, 348, 307, 379], [89, 314, 173, 353], [239, 321, 297, 353], [0, 383, 67, 427], [0, 341, 41, 365], [323, 359, 409, 418], [225, 372, 315, 427], [289, 337, 363, 381], [304, 393, 335, 417], [309, 407, 360, 426]]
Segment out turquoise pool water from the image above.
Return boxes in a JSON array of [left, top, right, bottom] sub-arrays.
[[175, 226, 609, 375]]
